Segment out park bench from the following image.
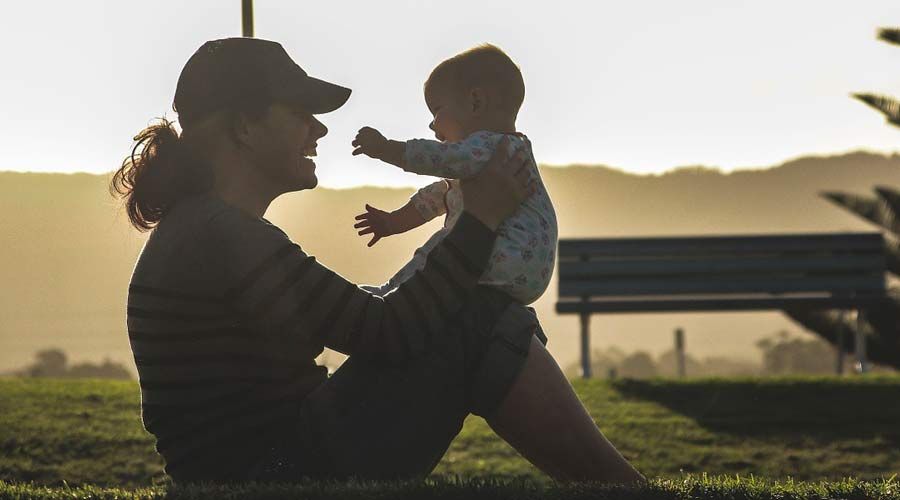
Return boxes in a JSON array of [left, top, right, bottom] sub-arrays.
[[555, 232, 889, 378]]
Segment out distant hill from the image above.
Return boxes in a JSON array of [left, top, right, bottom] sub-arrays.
[[1, 151, 898, 374]]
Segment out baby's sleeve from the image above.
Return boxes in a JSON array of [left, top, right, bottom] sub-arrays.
[[403, 133, 497, 180], [410, 180, 449, 221]]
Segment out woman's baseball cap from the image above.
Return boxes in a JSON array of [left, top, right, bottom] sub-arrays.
[[173, 37, 351, 126]]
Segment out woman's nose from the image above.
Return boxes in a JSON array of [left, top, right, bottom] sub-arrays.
[[428, 120, 436, 132], [313, 117, 328, 139]]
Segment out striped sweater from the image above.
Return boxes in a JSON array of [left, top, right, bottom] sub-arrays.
[[126, 194, 496, 481]]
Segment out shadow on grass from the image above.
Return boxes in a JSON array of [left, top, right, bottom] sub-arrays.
[[609, 377, 900, 445]]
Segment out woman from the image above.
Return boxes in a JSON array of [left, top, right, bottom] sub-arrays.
[[112, 37, 643, 484]]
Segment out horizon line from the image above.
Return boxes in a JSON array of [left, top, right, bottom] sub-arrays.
[[2, 146, 897, 190]]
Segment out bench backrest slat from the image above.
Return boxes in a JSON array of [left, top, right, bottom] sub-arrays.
[[558, 232, 884, 258], [560, 274, 885, 297], [557, 232, 886, 300], [559, 255, 885, 279]]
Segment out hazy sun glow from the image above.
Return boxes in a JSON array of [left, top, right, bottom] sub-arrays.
[[1, 0, 899, 188]]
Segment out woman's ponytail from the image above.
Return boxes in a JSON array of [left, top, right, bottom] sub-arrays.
[[110, 118, 213, 231]]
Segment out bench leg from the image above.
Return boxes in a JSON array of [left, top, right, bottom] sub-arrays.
[[836, 310, 845, 375], [580, 313, 592, 379], [855, 308, 869, 374]]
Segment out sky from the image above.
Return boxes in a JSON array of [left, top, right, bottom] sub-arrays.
[[2, 0, 899, 188]]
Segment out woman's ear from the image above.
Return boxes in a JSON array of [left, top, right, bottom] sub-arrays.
[[231, 110, 256, 150]]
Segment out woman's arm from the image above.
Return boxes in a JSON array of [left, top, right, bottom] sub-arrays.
[[218, 212, 493, 363], [217, 139, 527, 363]]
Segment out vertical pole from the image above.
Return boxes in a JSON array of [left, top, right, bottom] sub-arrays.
[[836, 310, 845, 375], [578, 252, 592, 379], [580, 312, 592, 379], [242, 0, 254, 37], [855, 309, 869, 374], [674, 327, 686, 378]]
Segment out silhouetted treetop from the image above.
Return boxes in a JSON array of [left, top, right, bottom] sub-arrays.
[[878, 27, 900, 45]]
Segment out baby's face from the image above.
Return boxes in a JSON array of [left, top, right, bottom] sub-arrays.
[[424, 85, 470, 143]]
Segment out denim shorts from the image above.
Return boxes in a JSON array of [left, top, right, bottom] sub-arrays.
[[249, 286, 548, 481]]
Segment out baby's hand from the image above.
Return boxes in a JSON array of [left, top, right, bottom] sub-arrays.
[[352, 127, 388, 159], [354, 204, 396, 247]]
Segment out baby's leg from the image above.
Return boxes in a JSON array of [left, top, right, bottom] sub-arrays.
[[362, 246, 431, 297], [360, 283, 392, 296], [478, 238, 554, 306]]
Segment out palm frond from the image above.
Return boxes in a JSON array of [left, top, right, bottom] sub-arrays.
[[783, 290, 900, 370], [877, 27, 900, 46], [781, 309, 850, 350], [853, 93, 900, 128], [875, 184, 900, 213], [872, 186, 900, 237], [885, 237, 900, 278], [819, 190, 897, 233], [864, 286, 900, 344]]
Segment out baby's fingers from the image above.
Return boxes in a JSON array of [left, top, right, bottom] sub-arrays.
[[354, 220, 371, 229], [367, 235, 382, 247]]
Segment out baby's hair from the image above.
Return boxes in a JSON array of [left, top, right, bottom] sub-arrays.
[[425, 44, 525, 116]]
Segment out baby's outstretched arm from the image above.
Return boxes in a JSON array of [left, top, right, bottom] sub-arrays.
[[354, 180, 448, 247], [405, 134, 519, 180], [352, 127, 405, 168], [354, 202, 429, 247]]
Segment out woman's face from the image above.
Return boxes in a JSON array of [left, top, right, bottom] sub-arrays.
[[247, 102, 327, 192]]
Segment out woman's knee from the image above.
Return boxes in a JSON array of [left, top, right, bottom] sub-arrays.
[[458, 294, 546, 418]]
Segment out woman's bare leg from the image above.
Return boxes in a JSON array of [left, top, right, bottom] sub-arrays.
[[486, 336, 646, 484]]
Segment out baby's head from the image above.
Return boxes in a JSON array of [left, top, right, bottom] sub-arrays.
[[424, 44, 524, 142]]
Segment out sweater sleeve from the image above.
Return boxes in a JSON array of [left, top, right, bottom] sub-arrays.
[[409, 180, 449, 221], [211, 208, 496, 363], [404, 132, 498, 180]]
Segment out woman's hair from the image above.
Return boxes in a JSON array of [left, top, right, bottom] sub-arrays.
[[111, 100, 270, 231], [109, 118, 211, 231]]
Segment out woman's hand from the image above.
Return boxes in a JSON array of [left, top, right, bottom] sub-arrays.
[[460, 137, 531, 230]]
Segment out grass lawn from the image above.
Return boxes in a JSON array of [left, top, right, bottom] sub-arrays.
[[1, 376, 899, 498], [1, 476, 899, 500]]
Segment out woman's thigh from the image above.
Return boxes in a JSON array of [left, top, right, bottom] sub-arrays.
[[299, 329, 471, 480], [255, 287, 546, 481]]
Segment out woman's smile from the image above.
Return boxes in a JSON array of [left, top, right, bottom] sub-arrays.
[[300, 143, 318, 167]]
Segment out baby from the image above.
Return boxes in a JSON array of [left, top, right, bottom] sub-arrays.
[[351, 44, 557, 305]]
